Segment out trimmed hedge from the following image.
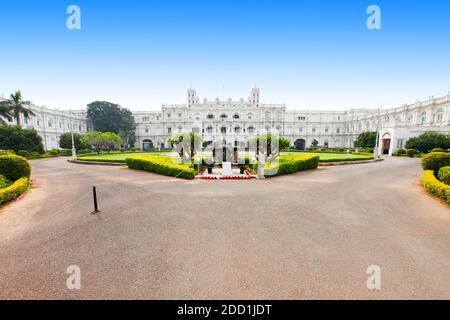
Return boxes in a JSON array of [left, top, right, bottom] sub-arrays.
[[421, 152, 450, 174], [262, 154, 319, 177], [126, 155, 195, 179], [0, 175, 11, 189], [0, 177, 29, 205], [438, 166, 450, 185], [422, 170, 450, 204], [0, 154, 31, 181]]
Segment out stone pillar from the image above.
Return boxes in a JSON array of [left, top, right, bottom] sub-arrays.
[[257, 152, 265, 179]]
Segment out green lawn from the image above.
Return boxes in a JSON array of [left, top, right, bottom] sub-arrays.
[[286, 151, 373, 162], [77, 152, 165, 163]]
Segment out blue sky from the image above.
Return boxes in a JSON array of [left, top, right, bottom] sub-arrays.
[[0, 0, 449, 110]]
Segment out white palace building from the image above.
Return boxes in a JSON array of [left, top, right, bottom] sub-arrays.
[[1, 88, 450, 155]]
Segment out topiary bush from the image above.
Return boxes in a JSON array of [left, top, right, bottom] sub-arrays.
[[422, 170, 450, 203], [127, 155, 195, 179], [431, 148, 445, 153], [0, 154, 31, 181], [49, 148, 60, 156], [0, 177, 29, 205], [406, 149, 417, 158], [421, 152, 450, 174], [438, 166, 450, 185], [0, 175, 12, 189]]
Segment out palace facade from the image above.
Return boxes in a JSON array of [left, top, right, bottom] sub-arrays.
[[1, 88, 449, 155]]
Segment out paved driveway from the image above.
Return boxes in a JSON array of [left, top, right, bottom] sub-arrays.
[[0, 157, 449, 299]]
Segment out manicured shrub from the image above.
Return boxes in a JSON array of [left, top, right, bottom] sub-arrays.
[[0, 126, 44, 153], [49, 148, 60, 156], [0, 177, 29, 205], [406, 132, 450, 153], [127, 155, 195, 179], [406, 149, 417, 157], [0, 154, 31, 181], [421, 152, 450, 174], [431, 148, 445, 153], [438, 166, 450, 185], [0, 175, 12, 189], [262, 154, 319, 177], [17, 150, 30, 157], [397, 149, 406, 155], [422, 170, 450, 203]]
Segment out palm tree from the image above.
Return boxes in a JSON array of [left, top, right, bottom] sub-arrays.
[[1, 91, 35, 127], [0, 99, 13, 125]]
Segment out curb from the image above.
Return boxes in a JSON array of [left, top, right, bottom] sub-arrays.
[[68, 160, 126, 166], [319, 158, 384, 166]]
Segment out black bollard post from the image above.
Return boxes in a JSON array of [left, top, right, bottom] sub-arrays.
[[91, 186, 100, 214]]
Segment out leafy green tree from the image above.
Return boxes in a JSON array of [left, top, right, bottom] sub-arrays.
[[405, 132, 450, 153], [250, 133, 291, 161], [86, 101, 136, 148], [58, 132, 87, 150], [169, 132, 202, 162], [0, 91, 35, 127], [81, 131, 123, 154], [354, 131, 377, 148], [0, 126, 44, 153]]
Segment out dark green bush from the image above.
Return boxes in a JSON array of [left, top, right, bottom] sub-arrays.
[[17, 150, 30, 157], [406, 132, 450, 153], [406, 149, 417, 157], [421, 152, 450, 174], [0, 126, 44, 153], [0, 175, 12, 189], [127, 156, 195, 179], [49, 148, 60, 156], [438, 166, 450, 185], [0, 154, 31, 181]]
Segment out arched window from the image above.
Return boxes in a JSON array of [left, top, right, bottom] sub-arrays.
[[207, 114, 214, 119], [220, 113, 228, 119], [433, 109, 444, 124], [206, 126, 213, 134], [419, 111, 427, 125], [247, 113, 253, 120], [248, 126, 255, 134], [234, 126, 241, 133], [233, 113, 240, 119], [220, 126, 227, 133]]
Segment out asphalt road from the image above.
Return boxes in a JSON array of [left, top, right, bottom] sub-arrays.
[[0, 157, 449, 299]]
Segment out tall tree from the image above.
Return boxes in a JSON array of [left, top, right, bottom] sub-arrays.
[[81, 131, 123, 154], [58, 132, 87, 150], [86, 101, 136, 148], [0, 91, 36, 127], [354, 131, 377, 148]]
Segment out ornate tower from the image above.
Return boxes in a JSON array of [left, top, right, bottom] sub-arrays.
[[187, 88, 199, 106], [249, 87, 260, 106]]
